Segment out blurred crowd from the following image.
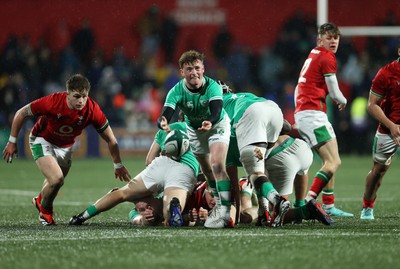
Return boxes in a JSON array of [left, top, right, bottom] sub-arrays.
[[0, 8, 399, 154]]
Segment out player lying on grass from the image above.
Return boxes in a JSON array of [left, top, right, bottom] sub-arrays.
[[2, 74, 131, 226], [70, 122, 199, 227], [129, 180, 236, 226], [128, 177, 331, 227]]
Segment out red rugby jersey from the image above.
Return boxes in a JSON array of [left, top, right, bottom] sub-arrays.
[[29, 92, 108, 147], [295, 46, 337, 113], [370, 59, 400, 134]]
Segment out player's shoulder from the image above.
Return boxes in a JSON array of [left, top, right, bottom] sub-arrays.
[[46, 91, 66, 100], [170, 121, 187, 132], [381, 60, 400, 75], [203, 76, 219, 89]]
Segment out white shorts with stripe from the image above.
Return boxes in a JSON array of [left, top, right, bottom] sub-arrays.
[[138, 156, 197, 193], [294, 110, 336, 148], [29, 134, 73, 168], [372, 131, 399, 165], [265, 137, 313, 196]]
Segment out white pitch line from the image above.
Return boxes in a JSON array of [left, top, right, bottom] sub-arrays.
[[0, 189, 37, 196]]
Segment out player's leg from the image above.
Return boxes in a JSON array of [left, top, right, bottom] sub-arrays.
[[293, 174, 308, 207], [239, 143, 289, 227], [30, 136, 72, 225], [361, 161, 389, 220], [239, 178, 258, 224], [313, 139, 353, 216], [35, 156, 66, 207], [361, 132, 397, 220], [70, 177, 153, 225], [163, 187, 188, 227], [32, 155, 65, 225], [283, 199, 332, 226], [205, 142, 233, 228], [163, 158, 197, 227], [209, 141, 231, 211]]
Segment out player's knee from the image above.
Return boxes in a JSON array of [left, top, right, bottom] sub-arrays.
[[48, 174, 65, 188], [240, 145, 266, 175], [211, 161, 225, 175]]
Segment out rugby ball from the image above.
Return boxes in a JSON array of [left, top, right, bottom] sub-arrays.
[[164, 130, 190, 160]]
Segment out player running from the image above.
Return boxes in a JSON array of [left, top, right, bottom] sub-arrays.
[[2, 74, 131, 225], [360, 43, 400, 220]]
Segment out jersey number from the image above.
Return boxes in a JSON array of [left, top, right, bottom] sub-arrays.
[[298, 58, 312, 83]]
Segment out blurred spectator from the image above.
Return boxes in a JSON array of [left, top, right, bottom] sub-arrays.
[[212, 24, 233, 64], [46, 19, 71, 56], [71, 19, 96, 70], [160, 13, 179, 64], [136, 5, 162, 61]]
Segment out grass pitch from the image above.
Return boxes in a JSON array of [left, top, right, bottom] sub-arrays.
[[1, 155, 399, 269]]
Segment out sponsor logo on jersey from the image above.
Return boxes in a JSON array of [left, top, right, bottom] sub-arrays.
[[200, 99, 209, 106], [77, 116, 84, 126], [186, 101, 193, 109]]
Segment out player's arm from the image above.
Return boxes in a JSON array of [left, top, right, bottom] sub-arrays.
[[325, 74, 347, 110], [198, 99, 223, 131], [145, 141, 161, 166], [157, 106, 175, 131], [2, 104, 32, 163], [99, 126, 132, 181], [368, 91, 400, 145]]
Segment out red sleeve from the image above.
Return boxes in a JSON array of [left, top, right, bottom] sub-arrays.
[[371, 68, 388, 97], [29, 95, 54, 116], [89, 99, 108, 132]]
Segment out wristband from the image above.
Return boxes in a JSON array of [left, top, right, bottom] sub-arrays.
[[9, 136, 17, 143], [113, 162, 123, 169]]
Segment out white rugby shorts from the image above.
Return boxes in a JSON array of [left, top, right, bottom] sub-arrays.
[[186, 114, 231, 156], [138, 156, 197, 193], [236, 100, 283, 151], [265, 138, 312, 196], [294, 110, 336, 147], [29, 134, 73, 168], [372, 131, 399, 165]]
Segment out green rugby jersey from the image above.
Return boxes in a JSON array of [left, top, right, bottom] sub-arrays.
[[164, 76, 226, 129], [223, 92, 266, 126]]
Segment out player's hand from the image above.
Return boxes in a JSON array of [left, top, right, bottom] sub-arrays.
[[389, 123, 400, 146], [188, 208, 198, 223], [142, 206, 156, 224], [160, 116, 171, 132], [197, 120, 212, 132], [114, 166, 131, 182], [198, 207, 208, 221], [338, 103, 346, 111], [2, 142, 18, 164]]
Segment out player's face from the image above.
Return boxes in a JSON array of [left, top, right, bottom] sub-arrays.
[[205, 190, 216, 209], [180, 60, 204, 90], [67, 90, 88, 110], [318, 33, 340, 54]]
